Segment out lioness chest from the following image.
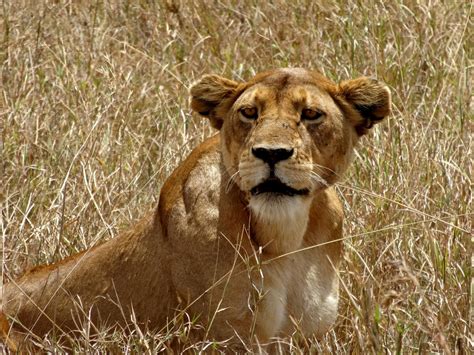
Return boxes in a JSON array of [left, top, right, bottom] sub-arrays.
[[282, 246, 339, 337]]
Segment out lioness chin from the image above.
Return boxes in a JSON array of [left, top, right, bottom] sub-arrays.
[[0, 68, 390, 351]]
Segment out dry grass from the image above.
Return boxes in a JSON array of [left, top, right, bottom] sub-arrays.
[[1, 0, 471, 353]]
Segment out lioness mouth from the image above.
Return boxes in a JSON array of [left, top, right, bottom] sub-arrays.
[[250, 178, 309, 197]]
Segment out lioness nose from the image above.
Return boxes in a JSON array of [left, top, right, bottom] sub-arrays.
[[252, 146, 294, 165]]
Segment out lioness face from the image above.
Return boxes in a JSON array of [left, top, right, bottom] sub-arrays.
[[227, 72, 353, 203], [191, 68, 391, 211]]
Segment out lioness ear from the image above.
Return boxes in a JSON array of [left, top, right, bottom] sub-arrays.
[[338, 77, 391, 135], [190, 74, 239, 130]]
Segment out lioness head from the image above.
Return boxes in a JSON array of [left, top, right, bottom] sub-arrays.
[[191, 68, 390, 251]]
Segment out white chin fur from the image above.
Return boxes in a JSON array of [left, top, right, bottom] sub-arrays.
[[249, 194, 311, 254]]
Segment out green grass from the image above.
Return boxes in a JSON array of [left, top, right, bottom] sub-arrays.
[[1, 0, 471, 352]]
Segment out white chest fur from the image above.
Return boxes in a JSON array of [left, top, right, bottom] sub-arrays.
[[248, 194, 340, 339], [256, 237, 339, 339], [283, 246, 339, 337]]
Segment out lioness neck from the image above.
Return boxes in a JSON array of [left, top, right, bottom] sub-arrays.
[[248, 195, 312, 255]]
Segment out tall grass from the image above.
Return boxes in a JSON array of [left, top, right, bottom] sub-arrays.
[[1, 0, 471, 352]]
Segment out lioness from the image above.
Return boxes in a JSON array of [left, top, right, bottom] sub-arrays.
[[0, 68, 390, 350]]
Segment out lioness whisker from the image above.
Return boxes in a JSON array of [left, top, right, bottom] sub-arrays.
[[225, 170, 240, 193], [309, 172, 329, 186]]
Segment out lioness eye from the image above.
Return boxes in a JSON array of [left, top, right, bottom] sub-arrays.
[[302, 108, 324, 122], [240, 107, 258, 120]]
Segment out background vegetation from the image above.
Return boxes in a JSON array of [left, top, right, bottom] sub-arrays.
[[1, 0, 471, 352]]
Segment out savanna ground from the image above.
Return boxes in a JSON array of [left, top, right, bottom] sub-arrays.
[[0, 0, 471, 353]]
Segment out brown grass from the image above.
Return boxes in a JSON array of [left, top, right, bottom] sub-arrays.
[[1, 0, 471, 353]]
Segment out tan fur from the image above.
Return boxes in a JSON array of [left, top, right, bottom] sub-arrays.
[[0, 68, 390, 350]]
